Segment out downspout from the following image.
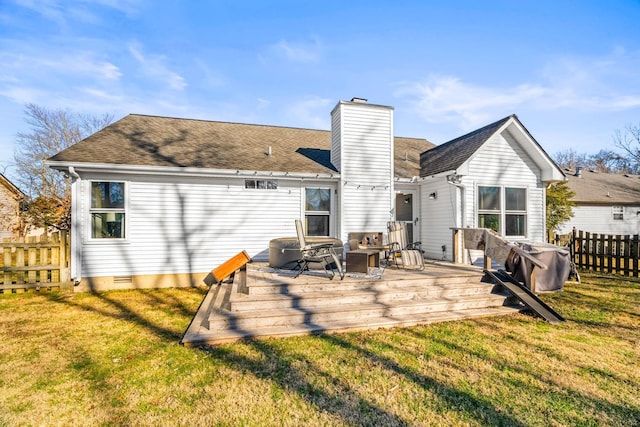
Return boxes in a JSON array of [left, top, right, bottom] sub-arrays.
[[447, 174, 466, 263], [67, 166, 81, 285], [446, 174, 466, 228]]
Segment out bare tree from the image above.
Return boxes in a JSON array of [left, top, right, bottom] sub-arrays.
[[13, 103, 114, 199], [613, 123, 640, 174], [552, 149, 588, 171], [553, 147, 637, 174], [587, 149, 636, 173], [12, 104, 113, 233]]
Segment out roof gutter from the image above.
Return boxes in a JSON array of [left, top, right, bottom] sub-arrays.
[[421, 169, 459, 180], [46, 161, 340, 181]]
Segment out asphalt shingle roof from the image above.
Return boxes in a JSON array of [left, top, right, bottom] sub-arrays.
[[419, 115, 513, 177], [564, 168, 640, 204], [49, 114, 434, 179], [0, 173, 25, 198]]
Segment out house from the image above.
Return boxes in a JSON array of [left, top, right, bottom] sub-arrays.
[[557, 168, 640, 235], [0, 173, 25, 240], [47, 98, 564, 291]]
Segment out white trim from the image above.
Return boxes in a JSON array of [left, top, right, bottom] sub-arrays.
[[503, 119, 565, 182], [47, 161, 339, 181], [455, 117, 565, 183], [394, 188, 420, 241], [612, 205, 624, 221], [302, 184, 336, 237], [86, 180, 130, 243], [476, 184, 529, 238], [419, 170, 458, 180]]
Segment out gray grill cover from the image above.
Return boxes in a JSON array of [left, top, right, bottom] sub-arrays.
[[507, 243, 571, 292]]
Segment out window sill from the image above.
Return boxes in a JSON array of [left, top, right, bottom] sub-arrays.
[[84, 238, 130, 245]]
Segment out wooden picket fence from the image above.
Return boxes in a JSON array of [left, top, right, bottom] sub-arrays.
[[553, 229, 640, 277], [0, 231, 71, 293]]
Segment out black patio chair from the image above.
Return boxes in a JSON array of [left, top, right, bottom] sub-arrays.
[[294, 219, 344, 280]]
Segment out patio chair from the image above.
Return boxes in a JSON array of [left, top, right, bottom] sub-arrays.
[[294, 219, 345, 280], [387, 221, 424, 270]]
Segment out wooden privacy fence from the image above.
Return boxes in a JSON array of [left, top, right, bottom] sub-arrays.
[[557, 229, 640, 277], [0, 231, 71, 293]]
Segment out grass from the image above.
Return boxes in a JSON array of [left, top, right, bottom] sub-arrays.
[[0, 273, 639, 426]]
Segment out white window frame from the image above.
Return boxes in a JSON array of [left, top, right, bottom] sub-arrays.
[[504, 187, 527, 238], [477, 185, 528, 238], [244, 179, 278, 190], [304, 186, 333, 237], [87, 180, 128, 242], [612, 205, 624, 221]]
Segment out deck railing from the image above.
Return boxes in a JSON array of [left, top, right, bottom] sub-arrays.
[[0, 231, 71, 293]]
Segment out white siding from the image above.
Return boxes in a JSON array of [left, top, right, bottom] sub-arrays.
[[332, 102, 394, 241], [420, 178, 457, 260], [558, 205, 640, 235], [77, 174, 307, 278], [330, 106, 341, 172], [465, 130, 546, 242]]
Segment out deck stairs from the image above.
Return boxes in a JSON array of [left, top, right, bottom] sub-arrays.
[[181, 262, 524, 346]]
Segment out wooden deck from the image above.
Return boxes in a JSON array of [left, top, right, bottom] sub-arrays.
[[181, 261, 524, 346]]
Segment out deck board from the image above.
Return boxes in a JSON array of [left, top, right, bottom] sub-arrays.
[[181, 261, 523, 347]]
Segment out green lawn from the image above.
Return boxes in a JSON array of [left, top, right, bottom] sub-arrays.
[[0, 272, 638, 426]]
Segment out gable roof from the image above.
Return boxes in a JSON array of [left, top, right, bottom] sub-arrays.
[[48, 114, 433, 179], [419, 114, 564, 182], [0, 173, 25, 199], [419, 116, 512, 177], [564, 169, 640, 205]]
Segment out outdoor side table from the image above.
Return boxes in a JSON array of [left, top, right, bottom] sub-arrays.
[[346, 249, 380, 273], [358, 244, 389, 261]]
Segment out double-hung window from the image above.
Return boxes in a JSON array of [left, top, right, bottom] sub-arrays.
[[613, 206, 624, 221], [478, 186, 501, 233], [90, 181, 126, 239], [305, 188, 331, 236], [505, 188, 527, 236], [477, 186, 527, 237]]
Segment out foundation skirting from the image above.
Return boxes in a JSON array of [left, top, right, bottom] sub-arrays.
[[75, 272, 209, 292]]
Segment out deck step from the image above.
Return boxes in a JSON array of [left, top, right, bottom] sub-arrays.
[[189, 305, 523, 346], [208, 293, 512, 330], [181, 262, 525, 347], [229, 282, 500, 312], [244, 273, 483, 296]]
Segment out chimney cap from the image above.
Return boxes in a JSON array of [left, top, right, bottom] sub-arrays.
[[350, 97, 367, 103]]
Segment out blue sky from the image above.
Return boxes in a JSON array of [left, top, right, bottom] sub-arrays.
[[1, 0, 640, 181]]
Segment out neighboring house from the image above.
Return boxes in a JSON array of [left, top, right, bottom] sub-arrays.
[[557, 168, 640, 235], [47, 98, 564, 291], [0, 173, 25, 240]]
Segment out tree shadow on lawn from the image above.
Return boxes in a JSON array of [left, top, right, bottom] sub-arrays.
[[203, 339, 414, 426], [44, 287, 207, 343], [551, 277, 640, 321], [316, 332, 527, 427], [38, 265, 640, 426], [402, 323, 640, 426], [32, 287, 219, 424], [539, 282, 640, 341], [38, 287, 640, 426], [43, 289, 412, 424], [40, 288, 516, 425]]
